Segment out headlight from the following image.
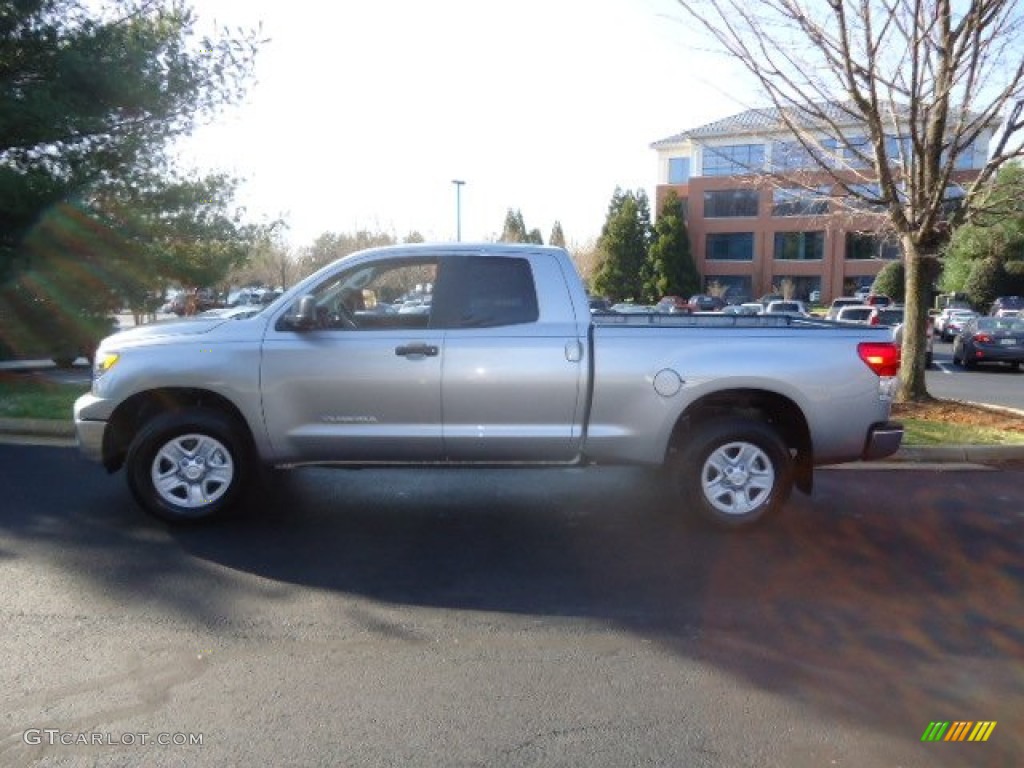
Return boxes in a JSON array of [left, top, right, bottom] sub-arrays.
[[94, 351, 120, 378]]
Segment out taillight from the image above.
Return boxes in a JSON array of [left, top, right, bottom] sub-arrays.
[[869, 314, 879, 325], [974, 333, 992, 344], [858, 341, 901, 377]]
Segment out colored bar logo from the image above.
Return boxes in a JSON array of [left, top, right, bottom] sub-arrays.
[[921, 721, 997, 742]]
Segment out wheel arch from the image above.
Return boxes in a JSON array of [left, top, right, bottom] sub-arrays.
[[102, 387, 255, 473], [668, 388, 813, 493]]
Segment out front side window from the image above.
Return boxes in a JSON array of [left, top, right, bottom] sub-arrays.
[[702, 144, 765, 176], [774, 232, 825, 261], [704, 189, 759, 217], [279, 259, 438, 331], [706, 233, 755, 261]]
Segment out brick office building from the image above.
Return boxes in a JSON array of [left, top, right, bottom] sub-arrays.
[[650, 106, 991, 303]]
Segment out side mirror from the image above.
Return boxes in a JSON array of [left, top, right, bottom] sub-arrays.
[[288, 295, 317, 330]]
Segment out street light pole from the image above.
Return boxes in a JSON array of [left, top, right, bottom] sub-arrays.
[[451, 179, 465, 242]]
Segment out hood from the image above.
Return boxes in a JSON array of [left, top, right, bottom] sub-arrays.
[[101, 317, 227, 347]]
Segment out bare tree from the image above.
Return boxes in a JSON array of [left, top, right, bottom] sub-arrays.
[[672, 0, 1024, 400]]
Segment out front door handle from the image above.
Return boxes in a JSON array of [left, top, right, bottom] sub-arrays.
[[395, 343, 439, 357]]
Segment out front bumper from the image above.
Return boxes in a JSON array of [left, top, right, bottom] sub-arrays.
[[861, 421, 904, 461], [73, 393, 108, 463]]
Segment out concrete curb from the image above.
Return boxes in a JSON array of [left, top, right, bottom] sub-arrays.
[[0, 417, 75, 438], [1, 418, 1023, 465], [888, 444, 1024, 463]]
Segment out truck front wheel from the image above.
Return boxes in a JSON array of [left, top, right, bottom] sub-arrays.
[[671, 417, 793, 528], [125, 408, 250, 523]]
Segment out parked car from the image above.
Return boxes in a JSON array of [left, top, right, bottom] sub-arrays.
[[688, 294, 727, 311], [952, 316, 1024, 370], [722, 302, 764, 316], [169, 288, 223, 316], [763, 300, 809, 317], [757, 293, 785, 307], [863, 294, 892, 307], [610, 302, 653, 314], [989, 296, 1024, 316], [934, 306, 978, 338], [835, 305, 875, 324], [654, 296, 693, 314], [940, 309, 978, 341], [587, 296, 612, 314], [827, 297, 865, 320]]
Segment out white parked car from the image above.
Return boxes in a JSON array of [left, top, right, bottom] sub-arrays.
[[939, 309, 978, 340]]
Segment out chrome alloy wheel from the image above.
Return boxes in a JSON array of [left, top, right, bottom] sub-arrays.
[[700, 441, 776, 517], [150, 433, 235, 510]]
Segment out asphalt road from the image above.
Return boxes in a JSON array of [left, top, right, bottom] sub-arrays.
[[1, 445, 1022, 767], [928, 340, 1024, 411]]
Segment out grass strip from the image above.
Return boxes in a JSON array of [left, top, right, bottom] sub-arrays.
[[0, 374, 89, 420]]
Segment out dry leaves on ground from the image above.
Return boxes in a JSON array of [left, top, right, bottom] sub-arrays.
[[891, 400, 1024, 432]]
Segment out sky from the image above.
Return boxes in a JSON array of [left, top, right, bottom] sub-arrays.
[[176, 0, 763, 249]]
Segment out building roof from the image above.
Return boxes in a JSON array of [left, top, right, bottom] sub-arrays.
[[651, 101, 999, 149], [650, 102, 899, 148]]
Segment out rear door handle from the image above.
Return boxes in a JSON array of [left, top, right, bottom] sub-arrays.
[[395, 343, 439, 357]]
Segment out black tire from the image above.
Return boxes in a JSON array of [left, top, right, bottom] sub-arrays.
[[669, 417, 793, 529], [125, 407, 251, 523]]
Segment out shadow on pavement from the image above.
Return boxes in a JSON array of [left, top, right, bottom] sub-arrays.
[[3, 446, 1023, 764]]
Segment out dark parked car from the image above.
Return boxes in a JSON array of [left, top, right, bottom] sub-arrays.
[[170, 288, 224, 316], [952, 316, 1024, 370], [688, 294, 727, 311]]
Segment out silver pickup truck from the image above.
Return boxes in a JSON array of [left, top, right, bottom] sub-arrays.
[[74, 243, 903, 527]]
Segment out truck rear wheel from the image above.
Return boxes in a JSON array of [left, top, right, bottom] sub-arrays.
[[671, 417, 793, 528], [125, 408, 250, 523]]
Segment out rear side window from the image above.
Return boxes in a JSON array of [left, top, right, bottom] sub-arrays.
[[433, 256, 539, 328]]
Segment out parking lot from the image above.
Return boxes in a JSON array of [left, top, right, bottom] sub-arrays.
[[1, 442, 1022, 767]]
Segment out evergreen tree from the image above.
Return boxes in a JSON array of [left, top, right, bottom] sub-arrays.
[[941, 165, 1024, 294], [592, 188, 652, 301], [647, 191, 698, 301], [549, 221, 566, 248], [964, 257, 1008, 310], [500, 209, 528, 242], [871, 261, 905, 302]]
